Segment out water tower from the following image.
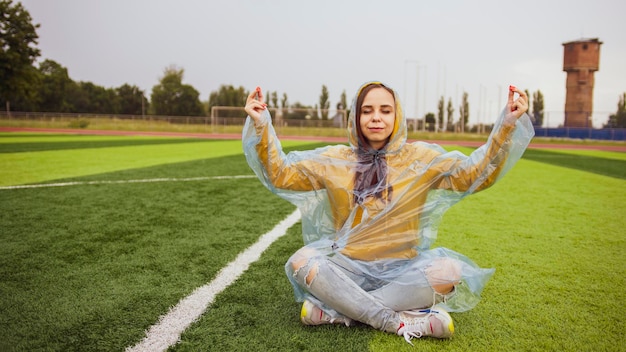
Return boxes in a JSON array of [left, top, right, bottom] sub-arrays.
[[562, 38, 602, 128]]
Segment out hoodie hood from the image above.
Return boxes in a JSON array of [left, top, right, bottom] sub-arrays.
[[347, 81, 407, 155]]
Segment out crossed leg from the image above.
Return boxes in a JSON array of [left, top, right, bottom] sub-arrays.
[[288, 247, 462, 332]]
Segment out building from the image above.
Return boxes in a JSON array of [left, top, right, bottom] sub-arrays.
[[562, 38, 602, 128]]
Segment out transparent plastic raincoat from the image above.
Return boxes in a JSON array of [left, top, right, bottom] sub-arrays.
[[243, 82, 534, 315]]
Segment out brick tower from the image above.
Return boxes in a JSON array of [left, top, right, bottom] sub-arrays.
[[562, 38, 602, 128]]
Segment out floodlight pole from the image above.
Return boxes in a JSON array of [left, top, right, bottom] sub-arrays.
[[478, 84, 482, 134], [404, 60, 420, 133], [420, 65, 427, 132]]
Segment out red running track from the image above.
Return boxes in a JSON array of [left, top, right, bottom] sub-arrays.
[[1, 126, 625, 152]]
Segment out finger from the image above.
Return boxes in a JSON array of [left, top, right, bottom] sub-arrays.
[[246, 90, 258, 104], [255, 86, 264, 103], [517, 89, 528, 103], [246, 101, 266, 112], [250, 97, 268, 108], [507, 85, 515, 107]]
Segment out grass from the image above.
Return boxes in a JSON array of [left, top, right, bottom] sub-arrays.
[[0, 132, 624, 351], [0, 137, 311, 351], [0, 134, 309, 186], [521, 148, 626, 179], [435, 150, 624, 351]]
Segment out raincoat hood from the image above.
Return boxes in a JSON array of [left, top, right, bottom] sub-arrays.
[[347, 81, 407, 155]]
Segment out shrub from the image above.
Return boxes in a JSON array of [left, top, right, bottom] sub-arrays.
[[68, 119, 90, 129]]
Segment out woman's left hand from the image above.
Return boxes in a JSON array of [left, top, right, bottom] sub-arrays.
[[244, 87, 267, 124], [507, 85, 529, 119]]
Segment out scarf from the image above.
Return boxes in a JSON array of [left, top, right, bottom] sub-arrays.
[[353, 148, 392, 204]]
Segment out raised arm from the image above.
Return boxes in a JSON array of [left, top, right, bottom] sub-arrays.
[[431, 86, 533, 192], [243, 87, 323, 192]]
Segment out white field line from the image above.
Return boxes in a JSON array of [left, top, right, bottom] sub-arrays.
[[125, 209, 301, 352], [0, 175, 256, 190]]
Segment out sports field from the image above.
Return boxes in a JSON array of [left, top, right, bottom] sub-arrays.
[[1, 132, 624, 351]]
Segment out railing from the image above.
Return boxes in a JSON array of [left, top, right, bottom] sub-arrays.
[[1, 111, 625, 140]]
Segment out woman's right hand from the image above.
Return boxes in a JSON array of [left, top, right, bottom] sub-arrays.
[[244, 86, 267, 124], [507, 85, 529, 120]]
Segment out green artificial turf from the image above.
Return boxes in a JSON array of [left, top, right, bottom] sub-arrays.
[[0, 156, 296, 351], [0, 134, 212, 153], [0, 133, 313, 186], [0, 134, 624, 351], [175, 147, 626, 352], [521, 147, 626, 179]]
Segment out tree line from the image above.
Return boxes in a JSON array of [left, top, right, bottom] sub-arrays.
[[426, 89, 545, 132], [2, 0, 624, 128], [0, 0, 343, 119]]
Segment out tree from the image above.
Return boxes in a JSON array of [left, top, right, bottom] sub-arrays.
[[604, 93, 626, 128], [437, 96, 444, 132], [340, 90, 347, 111], [446, 98, 454, 132], [69, 81, 119, 114], [532, 90, 544, 127], [207, 84, 247, 117], [424, 112, 436, 131], [151, 65, 204, 116], [36, 59, 73, 112], [319, 85, 330, 119], [0, 0, 41, 112], [117, 84, 147, 115], [267, 90, 273, 108], [208, 84, 247, 107], [459, 92, 469, 132], [271, 91, 278, 109], [281, 93, 288, 109]]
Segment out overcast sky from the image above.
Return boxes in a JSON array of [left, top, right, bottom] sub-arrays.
[[20, 0, 626, 127]]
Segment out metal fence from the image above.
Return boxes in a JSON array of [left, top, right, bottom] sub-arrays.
[[1, 110, 625, 141], [0, 111, 213, 125]]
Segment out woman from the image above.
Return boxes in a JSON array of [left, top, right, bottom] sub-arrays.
[[243, 82, 533, 344]]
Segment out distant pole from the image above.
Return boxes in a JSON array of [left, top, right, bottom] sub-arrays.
[[443, 64, 447, 97], [421, 65, 427, 132], [455, 84, 460, 133], [498, 85, 502, 116], [478, 84, 482, 134], [436, 62, 440, 133], [415, 63, 419, 132], [404, 59, 420, 132], [403, 62, 408, 113]]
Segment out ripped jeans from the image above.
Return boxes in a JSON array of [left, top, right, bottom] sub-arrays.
[[287, 247, 460, 334]]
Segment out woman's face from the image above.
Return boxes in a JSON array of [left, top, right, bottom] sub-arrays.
[[358, 87, 395, 150]]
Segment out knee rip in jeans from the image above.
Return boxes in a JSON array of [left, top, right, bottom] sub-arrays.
[[424, 258, 462, 295], [292, 257, 320, 287]]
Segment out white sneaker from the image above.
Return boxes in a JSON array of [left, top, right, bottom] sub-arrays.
[[397, 307, 454, 344], [300, 300, 352, 326]]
